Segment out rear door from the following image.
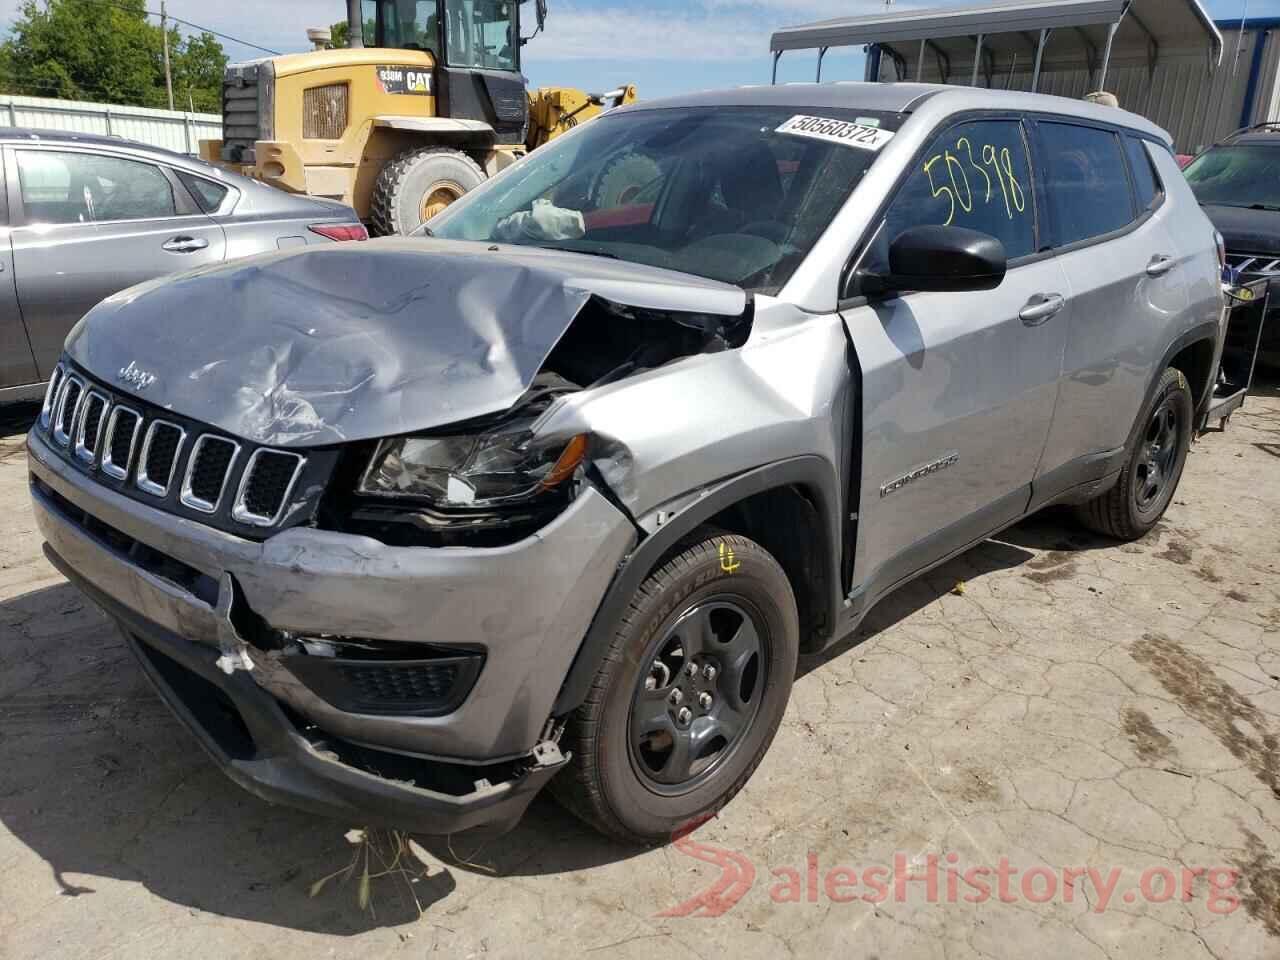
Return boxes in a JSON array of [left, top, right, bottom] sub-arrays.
[[0, 155, 38, 390], [6, 146, 226, 377], [1030, 121, 1191, 504], [843, 115, 1070, 598]]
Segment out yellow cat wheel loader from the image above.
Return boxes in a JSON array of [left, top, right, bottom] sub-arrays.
[[199, 0, 636, 235]]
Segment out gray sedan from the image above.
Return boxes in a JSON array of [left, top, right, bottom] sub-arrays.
[[0, 128, 366, 402]]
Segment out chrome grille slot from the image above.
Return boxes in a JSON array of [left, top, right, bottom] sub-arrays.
[[52, 376, 84, 446], [40, 364, 65, 430], [233, 449, 305, 527], [73, 392, 109, 464], [136, 421, 186, 497], [1226, 253, 1280, 277], [180, 436, 240, 513], [101, 407, 141, 480]]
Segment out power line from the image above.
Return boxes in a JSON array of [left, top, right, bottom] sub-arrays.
[[60, 0, 282, 55], [152, 10, 281, 55]]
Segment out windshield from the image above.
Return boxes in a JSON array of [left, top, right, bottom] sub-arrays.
[[444, 0, 517, 71], [364, 0, 440, 56], [426, 106, 897, 292], [1184, 144, 1280, 209]]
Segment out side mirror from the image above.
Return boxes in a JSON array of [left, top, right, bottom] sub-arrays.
[[860, 224, 1006, 297], [522, 0, 547, 43]]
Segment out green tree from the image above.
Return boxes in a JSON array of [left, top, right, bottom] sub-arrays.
[[330, 17, 375, 48], [171, 31, 227, 112], [0, 0, 226, 112]]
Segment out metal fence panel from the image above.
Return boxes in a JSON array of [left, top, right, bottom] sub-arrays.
[[0, 94, 221, 155]]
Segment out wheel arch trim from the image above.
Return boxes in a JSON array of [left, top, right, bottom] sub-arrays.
[[1158, 319, 1222, 421], [553, 456, 843, 716]]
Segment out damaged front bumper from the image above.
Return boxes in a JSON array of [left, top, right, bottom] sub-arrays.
[[27, 427, 637, 834]]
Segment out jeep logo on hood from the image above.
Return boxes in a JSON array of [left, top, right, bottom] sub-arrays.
[[117, 361, 157, 391]]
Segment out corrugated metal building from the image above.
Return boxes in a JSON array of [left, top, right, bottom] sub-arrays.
[[771, 0, 1280, 154], [867, 17, 1280, 154], [0, 94, 221, 155]]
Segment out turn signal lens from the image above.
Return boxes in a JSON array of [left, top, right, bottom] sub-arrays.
[[540, 434, 588, 491]]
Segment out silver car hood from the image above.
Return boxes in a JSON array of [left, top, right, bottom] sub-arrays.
[[66, 238, 747, 448]]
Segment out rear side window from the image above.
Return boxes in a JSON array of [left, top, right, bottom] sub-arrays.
[[882, 118, 1037, 260], [1038, 123, 1132, 246], [1124, 136, 1161, 213], [177, 171, 231, 213], [16, 150, 175, 225]]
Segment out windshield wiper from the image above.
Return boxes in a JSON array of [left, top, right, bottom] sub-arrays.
[[1248, 203, 1280, 211], [541, 245, 622, 260]]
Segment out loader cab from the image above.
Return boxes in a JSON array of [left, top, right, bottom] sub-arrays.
[[360, 0, 530, 144]]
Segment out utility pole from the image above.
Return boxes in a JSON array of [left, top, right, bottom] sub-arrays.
[[161, 0, 175, 111]]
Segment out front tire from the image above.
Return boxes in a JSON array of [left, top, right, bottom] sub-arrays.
[[553, 531, 799, 844], [1076, 366, 1193, 540], [369, 146, 486, 236]]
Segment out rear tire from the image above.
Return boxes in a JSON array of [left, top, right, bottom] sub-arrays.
[[1075, 366, 1193, 540], [369, 146, 485, 236], [552, 531, 799, 844]]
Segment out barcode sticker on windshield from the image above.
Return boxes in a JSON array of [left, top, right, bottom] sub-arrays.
[[776, 115, 894, 151]]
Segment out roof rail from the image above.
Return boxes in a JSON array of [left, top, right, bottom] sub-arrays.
[[1223, 121, 1280, 140]]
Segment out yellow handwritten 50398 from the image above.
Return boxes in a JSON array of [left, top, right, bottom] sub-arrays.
[[921, 138, 1026, 226]]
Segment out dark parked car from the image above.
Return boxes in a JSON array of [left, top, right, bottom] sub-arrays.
[[1183, 124, 1280, 367], [0, 128, 367, 403]]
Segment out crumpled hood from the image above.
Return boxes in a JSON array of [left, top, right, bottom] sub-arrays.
[[67, 238, 746, 448], [1202, 203, 1280, 257]]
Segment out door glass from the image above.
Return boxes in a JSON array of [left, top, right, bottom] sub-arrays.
[[1038, 123, 1134, 245], [444, 0, 517, 70], [17, 151, 175, 225], [177, 171, 231, 213], [882, 119, 1037, 260], [1124, 137, 1162, 213]]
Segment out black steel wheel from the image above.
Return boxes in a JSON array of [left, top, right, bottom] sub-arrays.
[[1135, 395, 1181, 511], [1076, 366, 1193, 540], [553, 530, 799, 844], [629, 598, 766, 794]]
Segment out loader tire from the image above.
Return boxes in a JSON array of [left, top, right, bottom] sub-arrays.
[[369, 146, 485, 236]]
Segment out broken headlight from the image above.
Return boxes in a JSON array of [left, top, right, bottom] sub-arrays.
[[358, 422, 587, 509]]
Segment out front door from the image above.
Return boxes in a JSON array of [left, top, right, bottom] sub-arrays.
[[0, 159, 37, 390], [5, 146, 226, 378], [843, 116, 1068, 603]]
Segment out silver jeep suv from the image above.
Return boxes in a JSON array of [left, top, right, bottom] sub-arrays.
[[26, 83, 1224, 842]]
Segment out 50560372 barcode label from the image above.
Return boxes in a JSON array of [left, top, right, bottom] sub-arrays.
[[775, 115, 895, 151]]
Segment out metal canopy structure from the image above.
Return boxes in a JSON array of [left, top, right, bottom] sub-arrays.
[[769, 0, 1223, 93]]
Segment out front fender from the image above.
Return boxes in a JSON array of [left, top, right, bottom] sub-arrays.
[[552, 456, 844, 714]]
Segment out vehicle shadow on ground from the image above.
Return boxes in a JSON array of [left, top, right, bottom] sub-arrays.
[[0, 401, 38, 437], [791, 519, 1074, 680], [0, 511, 1099, 929], [0, 580, 647, 934]]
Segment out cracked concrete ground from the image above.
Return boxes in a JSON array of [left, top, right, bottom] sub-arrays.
[[1, 384, 1278, 960]]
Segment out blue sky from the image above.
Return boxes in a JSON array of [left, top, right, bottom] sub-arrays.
[[0, 0, 1276, 100]]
